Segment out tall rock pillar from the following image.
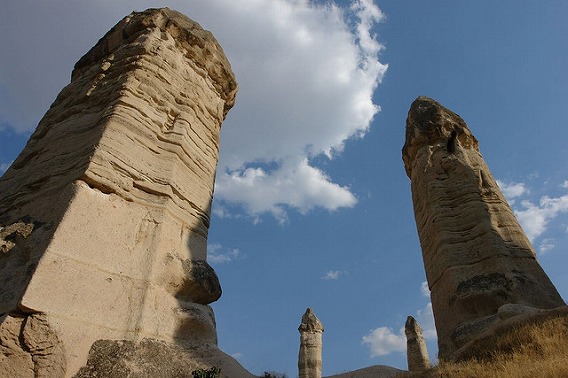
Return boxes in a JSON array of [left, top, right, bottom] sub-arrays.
[[402, 96, 564, 359], [405, 316, 430, 372], [298, 308, 324, 378], [0, 8, 249, 376]]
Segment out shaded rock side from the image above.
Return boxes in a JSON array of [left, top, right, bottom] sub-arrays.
[[0, 8, 238, 376], [402, 96, 564, 358], [74, 338, 254, 378], [298, 308, 324, 378], [405, 316, 430, 371]]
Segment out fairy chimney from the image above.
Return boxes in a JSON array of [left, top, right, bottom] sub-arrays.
[[0, 8, 254, 377], [405, 316, 430, 371], [402, 96, 565, 358], [298, 308, 324, 378]]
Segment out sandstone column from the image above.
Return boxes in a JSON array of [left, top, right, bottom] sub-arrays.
[[405, 316, 430, 371], [402, 96, 564, 359], [0, 8, 250, 376], [298, 308, 324, 378]]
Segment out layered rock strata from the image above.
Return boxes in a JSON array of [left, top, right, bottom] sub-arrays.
[[298, 308, 324, 378], [402, 96, 565, 358], [0, 8, 247, 376], [404, 316, 430, 371]]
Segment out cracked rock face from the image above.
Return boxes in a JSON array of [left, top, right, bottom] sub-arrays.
[[0, 8, 238, 375], [402, 96, 564, 358]]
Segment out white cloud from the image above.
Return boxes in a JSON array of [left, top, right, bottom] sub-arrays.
[[215, 157, 357, 224], [209, 0, 387, 220], [562, 180, 568, 189], [514, 195, 568, 241], [420, 281, 430, 298], [496, 180, 527, 200], [362, 302, 437, 357], [321, 270, 347, 280], [415, 303, 437, 340], [207, 243, 242, 264], [230, 352, 243, 360]]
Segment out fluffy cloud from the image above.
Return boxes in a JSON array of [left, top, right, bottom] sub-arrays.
[[362, 302, 436, 357], [215, 157, 357, 224], [1, 0, 387, 222], [496, 180, 527, 199], [514, 195, 568, 241], [497, 179, 568, 244], [362, 326, 406, 357], [211, 0, 387, 220]]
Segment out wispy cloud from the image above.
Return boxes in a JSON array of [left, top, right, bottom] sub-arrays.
[[420, 281, 430, 298], [362, 302, 436, 357], [207, 243, 243, 264], [0, 162, 12, 175], [538, 238, 556, 254], [321, 270, 347, 280]]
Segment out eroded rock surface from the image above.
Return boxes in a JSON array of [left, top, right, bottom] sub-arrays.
[[0, 313, 65, 378], [298, 308, 324, 378], [0, 7, 240, 376], [404, 316, 430, 371], [402, 96, 565, 359]]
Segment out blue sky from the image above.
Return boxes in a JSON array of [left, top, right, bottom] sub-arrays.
[[1, 1, 567, 376]]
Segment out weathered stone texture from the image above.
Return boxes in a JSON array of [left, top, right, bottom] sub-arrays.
[[0, 313, 66, 378], [298, 308, 324, 378], [74, 339, 254, 378], [0, 8, 240, 376], [402, 96, 564, 358], [404, 316, 430, 371]]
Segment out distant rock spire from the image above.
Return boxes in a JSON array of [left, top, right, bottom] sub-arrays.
[[298, 308, 324, 378], [405, 316, 430, 371], [403, 96, 564, 358]]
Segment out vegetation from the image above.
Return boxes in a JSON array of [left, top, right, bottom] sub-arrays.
[[398, 315, 568, 378], [192, 367, 221, 378], [262, 372, 288, 378]]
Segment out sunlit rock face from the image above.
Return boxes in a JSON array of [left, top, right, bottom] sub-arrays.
[[0, 8, 250, 376], [298, 308, 324, 378], [402, 96, 564, 358]]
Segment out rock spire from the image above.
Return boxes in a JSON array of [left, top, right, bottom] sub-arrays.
[[405, 316, 430, 371], [402, 96, 564, 358], [298, 308, 324, 378], [0, 8, 253, 376]]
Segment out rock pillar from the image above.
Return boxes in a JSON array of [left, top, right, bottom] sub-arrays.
[[402, 96, 564, 359], [405, 316, 430, 371], [0, 8, 246, 376], [298, 308, 324, 378]]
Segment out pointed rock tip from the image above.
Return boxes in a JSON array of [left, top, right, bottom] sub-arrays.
[[402, 96, 478, 177], [299, 307, 324, 332]]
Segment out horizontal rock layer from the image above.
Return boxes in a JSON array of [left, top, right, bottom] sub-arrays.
[[0, 8, 238, 376], [403, 97, 564, 358]]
